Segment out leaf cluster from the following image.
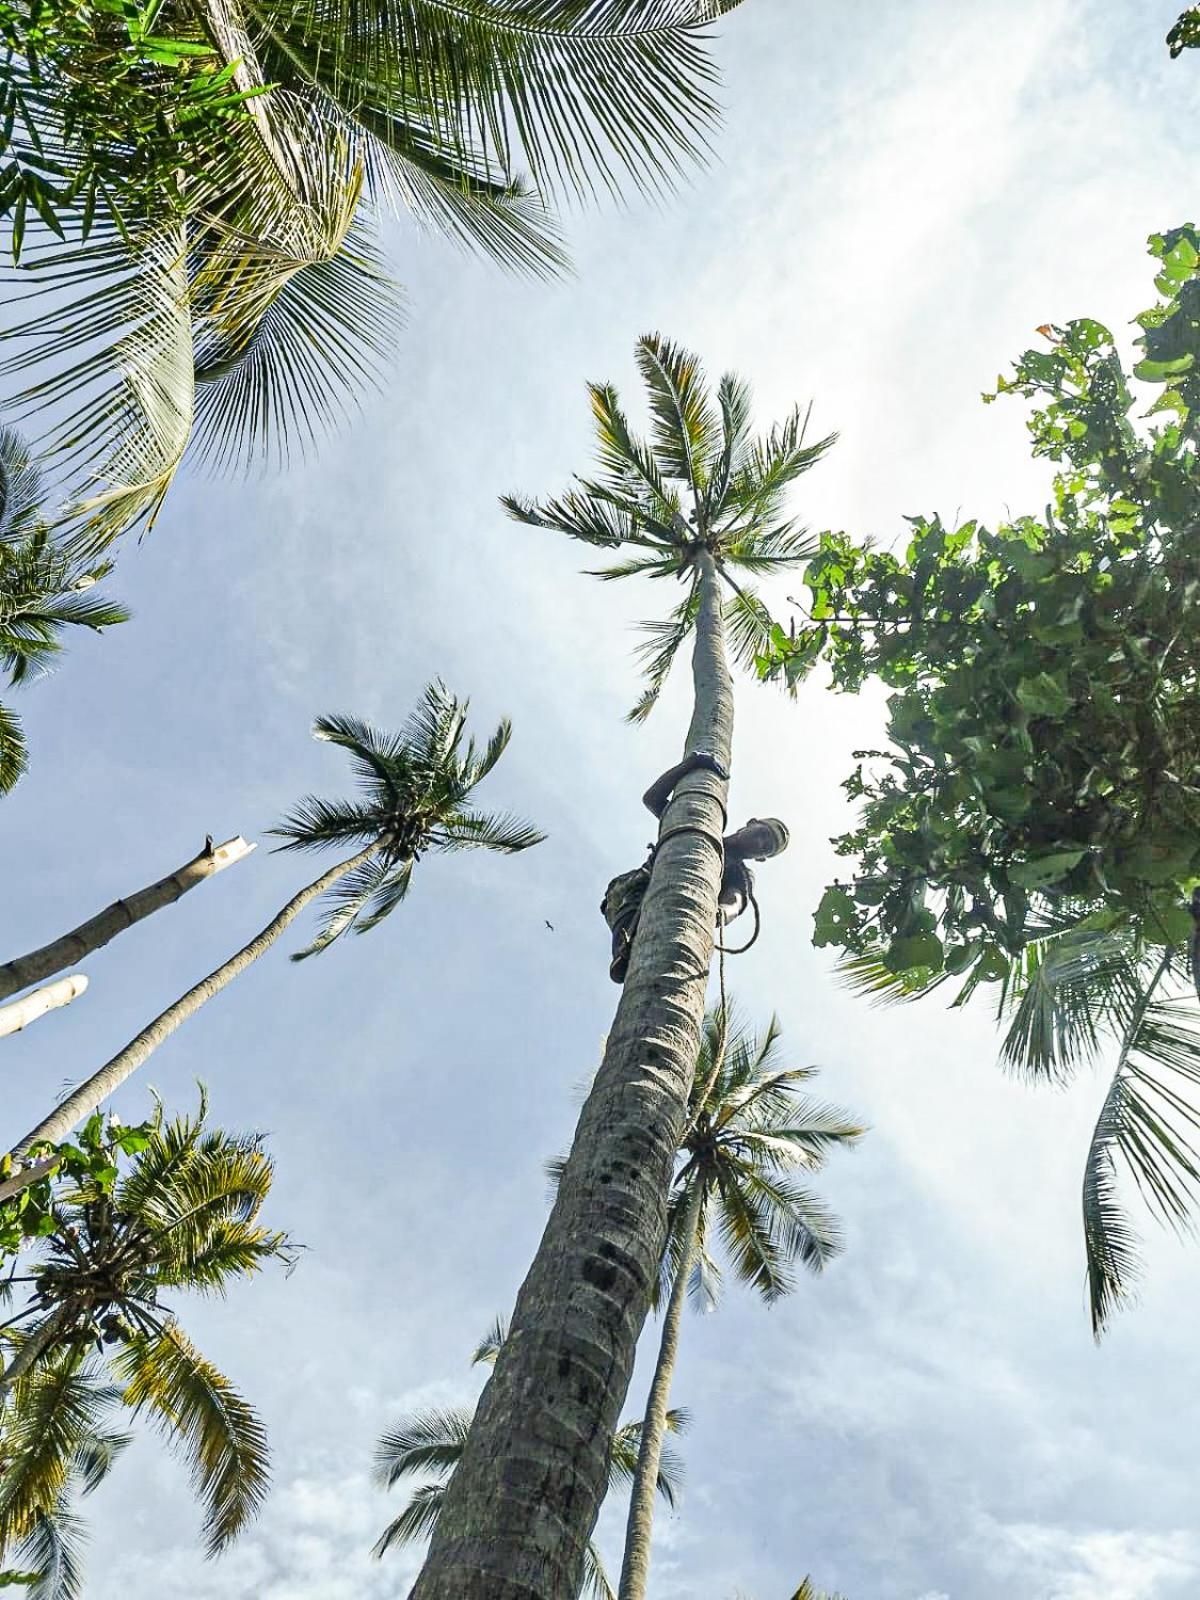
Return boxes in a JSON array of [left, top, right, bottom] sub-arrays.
[[505, 332, 833, 719], [0, 1095, 289, 1576], [270, 682, 543, 958]]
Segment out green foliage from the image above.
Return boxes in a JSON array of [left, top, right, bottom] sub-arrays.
[[270, 682, 543, 958], [372, 1326, 688, 1599], [505, 333, 833, 719], [0, 1112, 151, 1261], [0, 0, 260, 255], [0, 427, 127, 791], [763, 227, 1200, 1332], [1168, 8, 1200, 55], [0, 1095, 289, 1575], [663, 1005, 863, 1310], [1, 0, 743, 546]]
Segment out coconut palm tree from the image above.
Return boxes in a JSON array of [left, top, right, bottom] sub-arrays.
[[373, 1321, 688, 1600], [5, 681, 541, 1172], [0, 428, 126, 792], [0, 1097, 289, 1578], [618, 1007, 862, 1600], [410, 338, 833, 1600], [2, 2, 746, 548]]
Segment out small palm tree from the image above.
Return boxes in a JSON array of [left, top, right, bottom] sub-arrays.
[[3, 5, 744, 547], [0, 428, 127, 792], [505, 334, 834, 723], [0, 1098, 289, 1577], [619, 1007, 863, 1600], [415, 339, 834, 1600], [373, 1321, 688, 1600], [8, 681, 541, 1164]]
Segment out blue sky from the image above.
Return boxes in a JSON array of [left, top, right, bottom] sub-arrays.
[[4, 1, 1200, 1596]]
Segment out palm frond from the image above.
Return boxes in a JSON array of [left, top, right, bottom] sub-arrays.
[[581, 1540, 617, 1600], [501, 488, 652, 549], [0, 1356, 105, 1551], [627, 583, 700, 723], [371, 1481, 446, 1557], [11, 1498, 87, 1600], [998, 926, 1143, 1085], [704, 370, 752, 515], [721, 404, 835, 526], [431, 810, 544, 853], [1084, 966, 1200, 1335], [289, 851, 390, 959], [294, 0, 739, 204], [470, 1316, 509, 1367], [635, 332, 718, 499], [372, 1407, 473, 1489], [721, 583, 777, 678], [114, 1322, 269, 1554], [0, 427, 43, 542], [0, 700, 27, 793]]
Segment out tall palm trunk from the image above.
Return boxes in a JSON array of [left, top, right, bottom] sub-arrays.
[[7, 844, 378, 1165], [0, 836, 254, 1002], [411, 550, 732, 1600], [618, 1179, 704, 1600]]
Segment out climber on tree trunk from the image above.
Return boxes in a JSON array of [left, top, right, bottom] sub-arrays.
[[601, 752, 790, 983]]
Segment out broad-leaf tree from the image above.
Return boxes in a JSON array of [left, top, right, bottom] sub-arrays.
[[410, 337, 832, 1600], [762, 226, 1200, 1335], [0, 428, 126, 792], [5, 681, 541, 1169], [373, 1323, 688, 1600], [619, 1006, 861, 1600], [1, 1, 747, 547], [0, 1097, 288, 1579]]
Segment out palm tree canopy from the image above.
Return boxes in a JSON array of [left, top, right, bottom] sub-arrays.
[[1, 3, 745, 547], [269, 680, 543, 959], [0, 428, 127, 793], [0, 1096, 290, 1562], [661, 1005, 864, 1309], [503, 333, 835, 719]]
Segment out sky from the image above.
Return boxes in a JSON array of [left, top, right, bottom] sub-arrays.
[[3, 1, 1200, 1596]]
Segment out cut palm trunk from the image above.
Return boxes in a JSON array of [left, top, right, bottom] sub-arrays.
[[0, 974, 87, 1039], [411, 551, 733, 1600], [618, 1180, 704, 1600], [0, 836, 254, 1001], [7, 845, 377, 1166]]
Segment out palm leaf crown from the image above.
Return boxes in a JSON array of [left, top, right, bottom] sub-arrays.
[[0, 1096, 290, 1571], [0, 426, 128, 793], [270, 680, 543, 960], [660, 1004, 864, 1310], [1, 2, 744, 548], [503, 332, 835, 719]]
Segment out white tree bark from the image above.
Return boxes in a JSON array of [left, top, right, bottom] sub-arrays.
[[410, 550, 733, 1600], [0, 837, 254, 1002], [0, 974, 88, 1039]]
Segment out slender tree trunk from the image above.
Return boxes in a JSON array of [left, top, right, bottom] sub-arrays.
[[618, 1179, 704, 1600], [7, 845, 378, 1163], [0, 975, 88, 1039], [411, 550, 733, 1600], [0, 837, 254, 1002]]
